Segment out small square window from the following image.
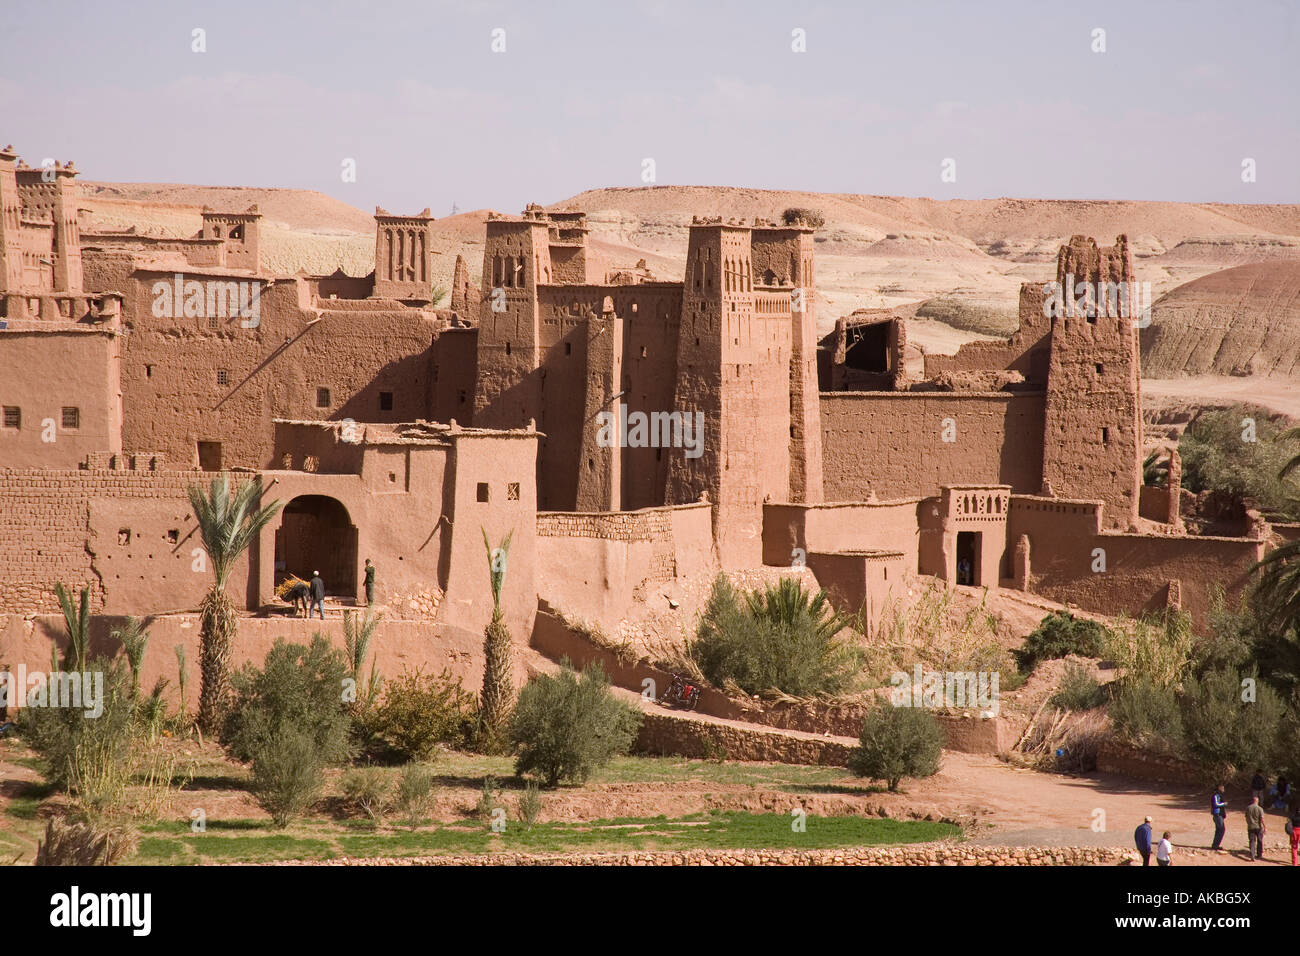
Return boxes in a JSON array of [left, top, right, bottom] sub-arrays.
[[145, 364, 154, 378], [167, 529, 179, 544], [379, 391, 394, 411], [118, 528, 131, 545], [458, 390, 467, 405], [640, 346, 648, 358], [1101, 427, 1111, 445], [477, 482, 489, 503], [1095, 363, 1103, 375], [316, 387, 331, 408], [2, 406, 19, 429], [61, 407, 79, 429], [507, 482, 520, 501], [564, 342, 572, 355], [208, 315, 219, 330], [217, 369, 229, 386]]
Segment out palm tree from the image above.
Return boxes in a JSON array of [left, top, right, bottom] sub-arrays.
[[52, 582, 91, 673], [109, 615, 151, 699], [479, 528, 515, 751], [187, 475, 281, 734]]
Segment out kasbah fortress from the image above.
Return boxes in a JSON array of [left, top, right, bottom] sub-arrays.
[[0, 141, 1288, 724]]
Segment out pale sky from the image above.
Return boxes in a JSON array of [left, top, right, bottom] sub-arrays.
[[1, 0, 1296, 215]]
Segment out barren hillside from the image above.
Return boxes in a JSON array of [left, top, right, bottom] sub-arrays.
[[78, 181, 1300, 369]]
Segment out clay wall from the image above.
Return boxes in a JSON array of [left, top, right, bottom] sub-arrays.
[[535, 502, 713, 628], [118, 273, 439, 469], [762, 499, 923, 572], [820, 391, 1045, 500], [1007, 495, 1264, 626], [0, 467, 252, 615], [0, 326, 121, 468]]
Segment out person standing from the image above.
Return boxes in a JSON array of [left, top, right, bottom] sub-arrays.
[[1252, 769, 1267, 803], [1245, 795, 1265, 861], [309, 570, 325, 620], [1134, 816, 1153, 866], [1288, 798, 1300, 867], [1210, 784, 1227, 850], [364, 558, 375, 607], [1156, 831, 1174, 866]]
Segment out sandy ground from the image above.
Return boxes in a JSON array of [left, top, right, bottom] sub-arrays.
[[1142, 376, 1300, 420]]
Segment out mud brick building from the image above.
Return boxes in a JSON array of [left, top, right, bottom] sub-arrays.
[[0, 141, 1285, 658]]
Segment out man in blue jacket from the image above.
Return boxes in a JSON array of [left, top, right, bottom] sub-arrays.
[[1134, 816, 1153, 866], [1210, 784, 1227, 851]]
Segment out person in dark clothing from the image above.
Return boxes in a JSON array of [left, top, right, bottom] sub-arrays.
[[364, 558, 375, 607], [1134, 817, 1153, 866], [1210, 784, 1227, 850], [1245, 796, 1265, 861], [309, 571, 325, 620]]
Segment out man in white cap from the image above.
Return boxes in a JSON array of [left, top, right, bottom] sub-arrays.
[[309, 570, 325, 620]]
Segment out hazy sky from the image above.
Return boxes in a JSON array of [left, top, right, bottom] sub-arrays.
[[2, 0, 1297, 215]]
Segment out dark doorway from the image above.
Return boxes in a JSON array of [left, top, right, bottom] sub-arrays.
[[845, 322, 891, 373], [275, 495, 357, 597], [956, 531, 980, 586], [197, 441, 223, 471]]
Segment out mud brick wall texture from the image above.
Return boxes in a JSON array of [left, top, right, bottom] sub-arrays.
[[0, 468, 232, 614]]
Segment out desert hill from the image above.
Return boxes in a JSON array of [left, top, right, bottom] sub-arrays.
[[77, 181, 1300, 359], [1142, 261, 1300, 380]]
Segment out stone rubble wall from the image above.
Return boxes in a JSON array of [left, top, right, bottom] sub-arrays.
[[295, 844, 1131, 867]]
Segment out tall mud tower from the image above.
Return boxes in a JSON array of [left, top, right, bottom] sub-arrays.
[[1041, 235, 1142, 530], [667, 222, 795, 567]]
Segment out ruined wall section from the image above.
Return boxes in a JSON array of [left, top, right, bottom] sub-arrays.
[[820, 392, 1045, 501], [922, 285, 1051, 382], [1040, 236, 1142, 529], [1008, 495, 1262, 627]]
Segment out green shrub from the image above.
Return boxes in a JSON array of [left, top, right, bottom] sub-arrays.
[[1180, 405, 1300, 517], [1014, 611, 1108, 673], [475, 774, 501, 821], [1103, 612, 1196, 690], [250, 724, 325, 828], [517, 781, 542, 829], [689, 576, 859, 697], [509, 660, 642, 788], [365, 667, 475, 762], [395, 764, 437, 828], [1108, 679, 1185, 755], [222, 635, 353, 766], [19, 657, 137, 811], [341, 767, 392, 822], [1051, 662, 1107, 711], [847, 698, 944, 791], [1180, 667, 1286, 774]]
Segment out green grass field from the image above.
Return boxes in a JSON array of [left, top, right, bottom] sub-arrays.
[[131, 811, 959, 864]]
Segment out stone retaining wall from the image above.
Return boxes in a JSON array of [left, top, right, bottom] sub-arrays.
[[635, 711, 854, 766], [293, 843, 1131, 867]]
